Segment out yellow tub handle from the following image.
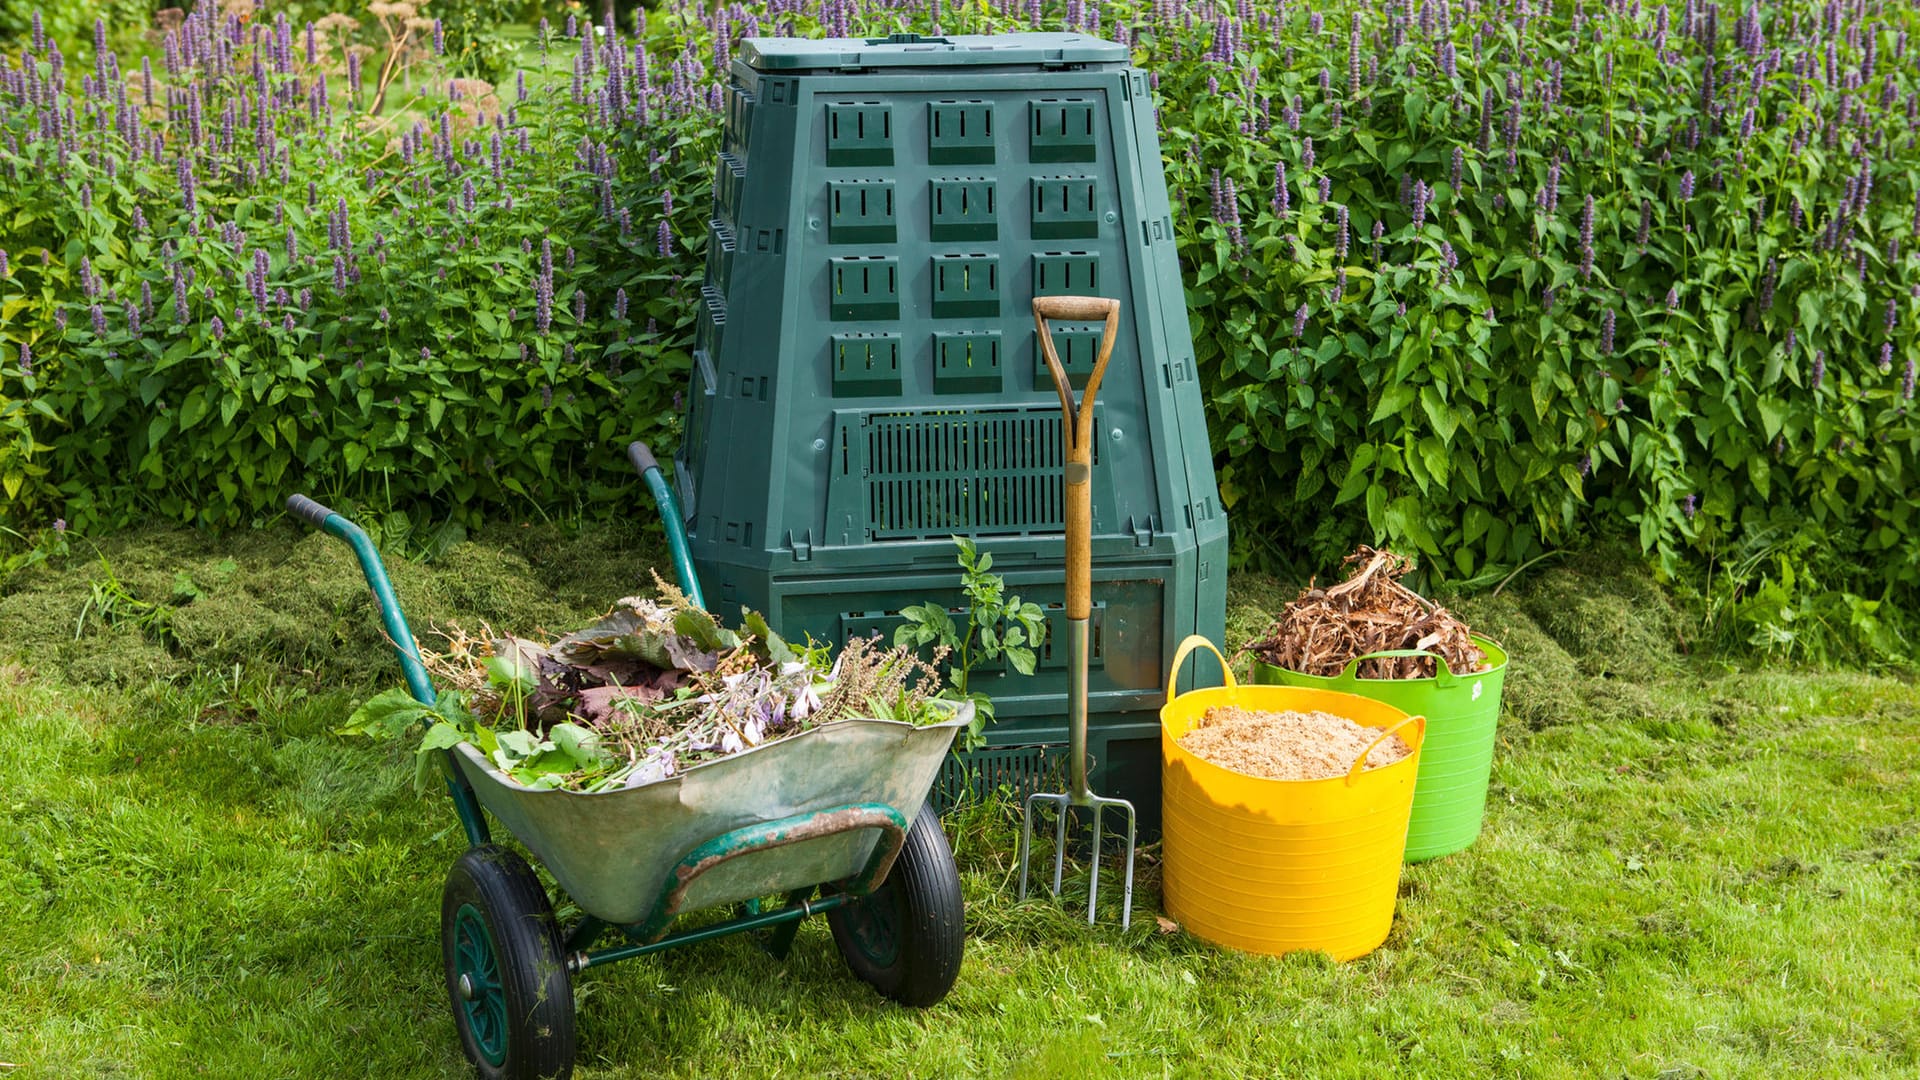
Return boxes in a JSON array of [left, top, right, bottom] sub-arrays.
[[1166, 634, 1235, 702], [1345, 714, 1426, 787]]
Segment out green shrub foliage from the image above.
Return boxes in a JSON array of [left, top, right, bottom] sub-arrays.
[[2, 0, 1917, 594], [2, 6, 713, 529]]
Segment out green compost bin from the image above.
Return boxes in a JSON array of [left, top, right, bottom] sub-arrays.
[[1252, 638, 1507, 862], [673, 33, 1230, 828]]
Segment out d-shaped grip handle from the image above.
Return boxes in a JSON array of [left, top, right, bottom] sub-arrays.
[[1033, 297, 1121, 622], [1032, 295, 1120, 323]]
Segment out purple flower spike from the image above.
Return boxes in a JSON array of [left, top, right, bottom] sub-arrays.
[[1886, 299, 1899, 335], [1600, 309, 1616, 354], [657, 220, 672, 257], [1881, 341, 1895, 374], [16, 341, 29, 374], [210, 315, 226, 341], [1679, 171, 1695, 200], [1682, 494, 1697, 520], [573, 290, 587, 322], [433, 19, 445, 55], [613, 288, 629, 321], [1812, 349, 1826, 391], [1334, 205, 1349, 259], [1292, 303, 1309, 338], [1904, 357, 1916, 401]]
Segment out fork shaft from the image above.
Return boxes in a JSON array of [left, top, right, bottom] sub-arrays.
[[1067, 617, 1090, 799]]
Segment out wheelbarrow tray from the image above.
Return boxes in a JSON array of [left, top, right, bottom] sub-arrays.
[[450, 706, 969, 926]]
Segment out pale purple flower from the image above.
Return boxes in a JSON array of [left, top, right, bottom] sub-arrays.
[[210, 315, 226, 341], [657, 220, 672, 256], [433, 19, 445, 55], [1292, 303, 1309, 337], [573, 289, 586, 322], [1812, 349, 1826, 391], [1600, 309, 1616, 354], [1881, 341, 1894, 374], [1334, 205, 1349, 258], [613, 288, 628, 321], [1682, 494, 1697, 519], [1679, 171, 1695, 200]]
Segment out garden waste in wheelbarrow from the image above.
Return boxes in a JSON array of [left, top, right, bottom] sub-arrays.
[[288, 473, 968, 1080]]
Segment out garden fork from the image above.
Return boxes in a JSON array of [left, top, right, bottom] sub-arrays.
[[1017, 295, 1136, 931]]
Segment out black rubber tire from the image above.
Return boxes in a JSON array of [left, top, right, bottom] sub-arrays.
[[827, 802, 965, 1007], [441, 846, 576, 1080]]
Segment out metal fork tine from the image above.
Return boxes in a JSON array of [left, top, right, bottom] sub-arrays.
[[1087, 802, 1104, 924], [1016, 794, 1037, 901], [1050, 799, 1067, 897]]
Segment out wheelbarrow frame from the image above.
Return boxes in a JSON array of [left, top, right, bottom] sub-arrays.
[[287, 440, 966, 1078]]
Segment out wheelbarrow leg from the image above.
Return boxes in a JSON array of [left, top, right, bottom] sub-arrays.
[[762, 887, 814, 961]]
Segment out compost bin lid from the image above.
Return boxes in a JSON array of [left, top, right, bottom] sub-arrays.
[[741, 32, 1129, 72]]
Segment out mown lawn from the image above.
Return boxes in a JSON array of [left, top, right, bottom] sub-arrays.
[[2, 527, 1917, 1078]]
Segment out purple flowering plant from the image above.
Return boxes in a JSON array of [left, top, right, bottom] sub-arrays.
[[1, 0, 1917, 595], [0, 2, 711, 530]]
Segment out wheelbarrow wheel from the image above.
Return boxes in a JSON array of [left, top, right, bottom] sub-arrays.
[[441, 845, 576, 1080], [827, 801, 964, 1007]]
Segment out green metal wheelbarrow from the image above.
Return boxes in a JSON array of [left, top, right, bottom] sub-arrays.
[[287, 442, 968, 1080]]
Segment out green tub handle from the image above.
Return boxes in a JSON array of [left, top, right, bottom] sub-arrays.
[[1337, 649, 1458, 686]]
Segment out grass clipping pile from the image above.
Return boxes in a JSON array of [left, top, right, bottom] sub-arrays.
[[1250, 547, 1487, 679], [1179, 706, 1410, 781]]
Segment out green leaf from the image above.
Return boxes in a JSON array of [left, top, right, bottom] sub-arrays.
[[1420, 386, 1459, 444], [413, 722, 471, 793], [339, 686, 431, 739], [1336, 444, 1377, 504], [1372, 384, 1417, 424], [1007, 646, 1037, 676]]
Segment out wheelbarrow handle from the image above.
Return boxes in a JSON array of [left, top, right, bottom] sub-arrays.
[[284, 494, 435, 706], [626, 440, 660, 475], [285, 492, 492, 848], [626, 441, 707, 612], [286, 493, 336, 529]]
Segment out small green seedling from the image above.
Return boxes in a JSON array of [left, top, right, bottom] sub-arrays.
[[895, 536, 1048, 750]]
